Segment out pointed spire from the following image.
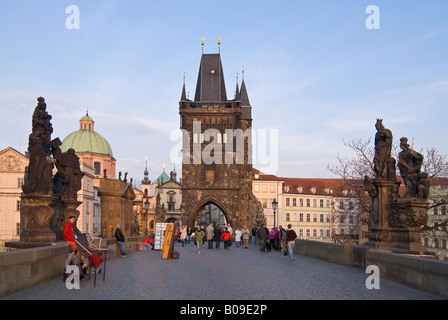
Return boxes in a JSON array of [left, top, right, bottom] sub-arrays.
[[240, 79, 251, 106], [181, 72, 187, 101], [194, 53, 227, 102], [234, 73, 240, 100], [141, 156, 151, 185], [170, 164, 177, 182], [239, 65, 250, 106]]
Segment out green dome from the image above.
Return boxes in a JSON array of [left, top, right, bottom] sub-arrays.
[[61, 113, 114, 157], [61, 130, 114, 157]]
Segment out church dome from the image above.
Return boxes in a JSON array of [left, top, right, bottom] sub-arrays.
[[61, 112, 114, 157]]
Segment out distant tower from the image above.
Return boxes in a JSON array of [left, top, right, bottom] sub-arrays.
[[179, 39, 258, 228]]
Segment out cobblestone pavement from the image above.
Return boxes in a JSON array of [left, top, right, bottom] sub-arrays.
[[3, 242, 442, 301]]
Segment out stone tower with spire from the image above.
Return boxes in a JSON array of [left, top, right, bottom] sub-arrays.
[[179, 40, 262, 228]]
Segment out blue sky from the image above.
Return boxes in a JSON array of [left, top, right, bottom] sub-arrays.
[[1, 0, 447, 183]]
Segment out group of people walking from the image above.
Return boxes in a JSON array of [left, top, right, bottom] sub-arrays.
[[256, 224, 297, 261], [179, 223, 252, 253], [178, 223, 297, 260]]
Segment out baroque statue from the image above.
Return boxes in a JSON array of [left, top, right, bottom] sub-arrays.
[[22, 97, 55, 195], [397, 137, 428, 199], [373, 119, 395, 181], [53, 146, 85, 201]]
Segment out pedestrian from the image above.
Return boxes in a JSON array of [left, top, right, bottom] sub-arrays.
[[206, 223, 214, 249], [142, 236, 154, 250], [193, 225, 198, 246], [257, 224, 268, 252], [63, 216, 77, 252], [200, 225, 206, 246], [279, 225, 288, 255], [273, 227, 280, 250], [267, 228, 276, 252], [187, 226, 192, 245], [241, 226, 250, 249], [251, 226, 257, 245], [214, 224, 222, 249], [180, 226, 187, 247], [194, 226, 205, 254], [286, 224, 297, 261], [115, 224, 127, 257], [234, 227, 242, 247], [227, 223, 233, 236], [221, 227, 231, 250]]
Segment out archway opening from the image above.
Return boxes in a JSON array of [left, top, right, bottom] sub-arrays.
[[194, 202, 228, 227]]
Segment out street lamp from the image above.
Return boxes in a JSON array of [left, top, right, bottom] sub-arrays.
[[272, 198, 278, 228], [144, 198, 150, 236]]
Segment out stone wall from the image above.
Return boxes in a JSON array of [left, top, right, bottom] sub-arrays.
[[0, 236, 144, 298], [295, 239, 448, 298]]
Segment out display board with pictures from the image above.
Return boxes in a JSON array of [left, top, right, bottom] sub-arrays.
[[154, 222, 168, 250]]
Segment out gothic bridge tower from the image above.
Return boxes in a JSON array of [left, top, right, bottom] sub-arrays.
[[179, 42, 262, 229]]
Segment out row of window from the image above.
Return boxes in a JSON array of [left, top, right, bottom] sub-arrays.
[[423, 238, 447, 249], [285, 197, 331, 208], [298, 229, 331, 238], [433, 205, 447, 215], [254, 184, 276, 193], [285, 213, 331, 223]]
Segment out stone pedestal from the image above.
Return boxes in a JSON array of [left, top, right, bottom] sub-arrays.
[[61, 200, 82, 233], [61, 200, 82, 222], [366, 181, 428, 254], [19, 194, 58, 243]]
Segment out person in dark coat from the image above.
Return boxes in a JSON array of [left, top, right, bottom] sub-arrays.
[[213, 225, 222, 249], [115, 224, 127, 257], [257, 224, 268, 252]]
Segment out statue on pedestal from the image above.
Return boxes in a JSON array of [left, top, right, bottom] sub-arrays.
[[373, 119, 394, 181], [397, 137, 427, 199], [364, 120, 429, 254], [13, 97, 84, 246], [53, 145, 85, 201], [22, 97, 55, 195]]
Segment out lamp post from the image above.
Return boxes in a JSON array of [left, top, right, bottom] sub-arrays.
[[272, 198, 278, 229], [144, 198, 150, 236]]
